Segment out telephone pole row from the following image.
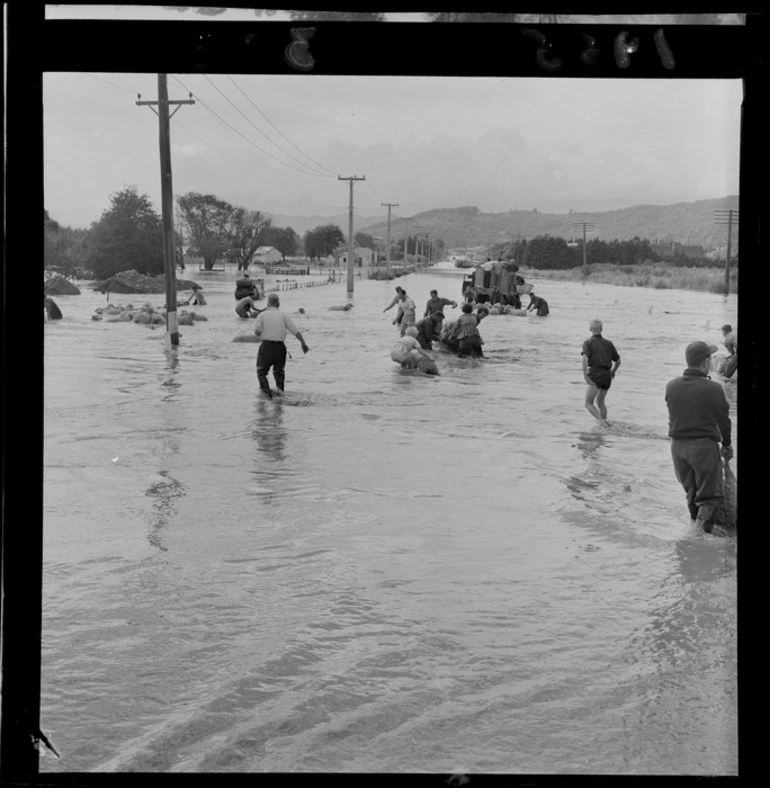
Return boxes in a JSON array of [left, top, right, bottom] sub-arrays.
[[338, 175, 366, 294], [381, 202, 399, 275], [137, 76, 195, 349]]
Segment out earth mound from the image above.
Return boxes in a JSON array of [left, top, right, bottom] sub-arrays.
[[92, 270, 199, 294], [44, 275, 81, 295]]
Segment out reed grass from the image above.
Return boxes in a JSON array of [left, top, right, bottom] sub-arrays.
[[520, 263, 737, 294]]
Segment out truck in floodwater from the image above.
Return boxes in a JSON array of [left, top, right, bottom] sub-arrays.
[[461, 260, 533, 303]]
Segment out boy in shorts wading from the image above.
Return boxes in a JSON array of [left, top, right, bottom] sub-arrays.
[[582, 318, 621, 425]]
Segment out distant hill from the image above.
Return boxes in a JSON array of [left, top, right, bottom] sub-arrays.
[[358, 197, 740, 251], [267, 211, 388, 236]]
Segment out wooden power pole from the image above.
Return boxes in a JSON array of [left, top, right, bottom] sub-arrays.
[[381, 202, 399, 276], [573, 221, 595, 279], [338, 175, 366, 294], [402, 217, 413, 268], [137, 76, 195, 348], [714, 207, 739, 295]]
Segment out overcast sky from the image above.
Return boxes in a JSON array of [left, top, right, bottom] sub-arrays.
[[43, 9, 742, 229]]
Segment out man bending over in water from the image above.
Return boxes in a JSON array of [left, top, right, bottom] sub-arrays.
[[582, 318, 621, 425]]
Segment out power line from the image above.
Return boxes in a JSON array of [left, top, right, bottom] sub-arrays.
[[203, 75, 334, 178], [226, 75, 338, 177], [171, 76, 330, 179], [173, 119, 303, 200], [87, 73, 306, 201], [85, 73, 140, 94], [365, 178, 386, 205]]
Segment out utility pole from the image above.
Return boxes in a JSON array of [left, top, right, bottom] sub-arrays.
[[714, 208, 739, 295], [338, 175, 365, 294], [421, 234, 430, 266], [137, 76, 195, 349], [573, 221, 595, 279], [401, 217, 413, 268], [381, 202, 399, 276]]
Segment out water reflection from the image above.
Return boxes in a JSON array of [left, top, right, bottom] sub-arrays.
[[565, 429, 607, 503], [143, 410, 187, 551], [144, 469, 187, 552], [627, 538, 736, 671], [251, 399, 288, 464], [573, 428, 607, 461]]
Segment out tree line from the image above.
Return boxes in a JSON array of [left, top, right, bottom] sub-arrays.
[[489, 235, 730, 270], [45, 186, 447, 279], [45, 187, 362, 279]]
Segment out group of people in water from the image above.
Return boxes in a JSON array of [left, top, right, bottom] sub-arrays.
[[384, 284, 552, 371]]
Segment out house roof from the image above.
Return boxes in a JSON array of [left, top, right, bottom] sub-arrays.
[[255, 246, 280, 255]]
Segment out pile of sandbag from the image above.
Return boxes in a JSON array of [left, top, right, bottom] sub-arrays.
[[91, 301, 207, 325], [44, 275, 81, 295], [92, 270, 199, 294]]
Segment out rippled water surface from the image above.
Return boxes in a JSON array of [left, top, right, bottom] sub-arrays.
[[42, 268, 738, 774]]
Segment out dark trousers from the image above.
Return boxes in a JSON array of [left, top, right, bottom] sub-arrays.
[[670, 438, 724, 520], [256, 340, 287, 396], [458, 335, 484, 358]]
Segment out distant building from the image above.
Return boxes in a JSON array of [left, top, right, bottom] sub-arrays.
[[254, 246, 283, 264], [336, 246, 374, 266]]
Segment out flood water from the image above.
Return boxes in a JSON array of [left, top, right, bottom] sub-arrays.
[[42, 266, 738, 774]]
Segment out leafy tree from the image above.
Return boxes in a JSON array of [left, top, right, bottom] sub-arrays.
[[225, 208, 272, 271], [394, 235, 420, 261], [355, 232, 375, 250], [264, 225, 299, 258], [44, 210, 71, 276], [303, 224, 345, 261], [520, 235, 577, 270], [177, 192, 234, 270], [84, 186, 164, 279]]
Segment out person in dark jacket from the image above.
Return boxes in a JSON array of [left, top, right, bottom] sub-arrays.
[[527, 293, 549, 316], [44, 296, 63, 320], [665, 341, 733, 532], [414, 311, 444, 349]]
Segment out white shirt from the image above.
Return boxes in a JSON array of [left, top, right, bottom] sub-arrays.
[[254, 307, 299, 342]]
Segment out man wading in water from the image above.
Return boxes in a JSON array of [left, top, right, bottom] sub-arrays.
[[582, 318, 621, 425], [665, 340, 733, 532], [253, 293, 309, 399]]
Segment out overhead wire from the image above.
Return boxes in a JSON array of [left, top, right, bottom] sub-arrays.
[[172, 119, 303, 199], [202, 75, 335, 178], [174, 75, 334, 179], [84, 73, 141, 94], [171, 76, 400, 219], [91, 73, 394, 221], [226, 75, 339, 177], [87, 73, 312, 202]]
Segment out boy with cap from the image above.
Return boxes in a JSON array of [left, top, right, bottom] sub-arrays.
[[665, 341, 733, 532]]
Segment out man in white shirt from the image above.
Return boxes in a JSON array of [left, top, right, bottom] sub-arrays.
[[397, 289, 417, 336], [253, 293, 309, 399]]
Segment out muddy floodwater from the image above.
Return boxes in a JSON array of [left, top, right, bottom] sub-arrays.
[[42, 267, 738, 774]]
